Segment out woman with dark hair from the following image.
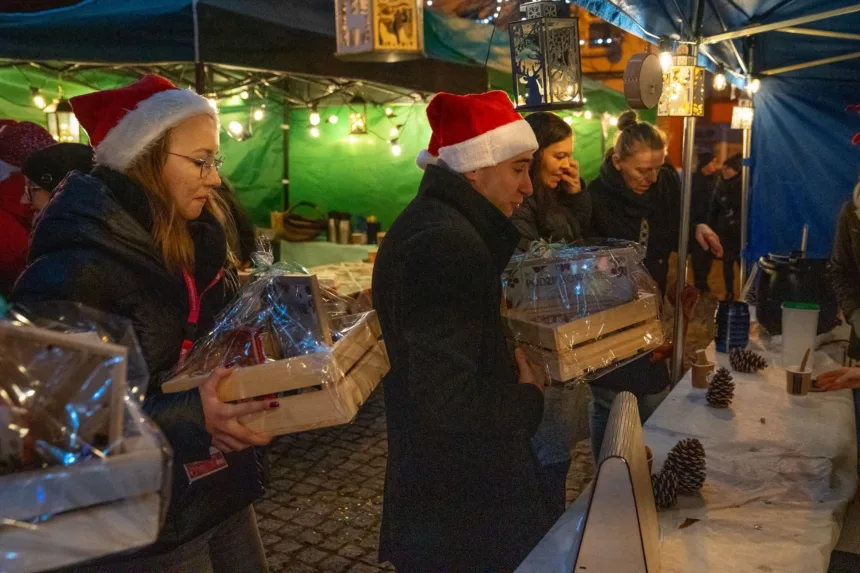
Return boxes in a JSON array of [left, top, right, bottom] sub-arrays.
[[511, 112, 590, 250], [511, 112, 590, 520], [13, 75, 273, 572], [585, 111, 723, 459]]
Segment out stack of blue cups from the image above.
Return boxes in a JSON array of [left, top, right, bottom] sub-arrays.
[[715, 301, 751, 353]]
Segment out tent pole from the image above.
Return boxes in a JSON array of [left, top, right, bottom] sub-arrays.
[[739, 126, 752, 289], [777, 27, 860, 41], [282, 79, 290, 210], [192, 0, 204, 94], [672, 115, 697, 383], [702, 4, 860, 44], [762, 52, 860, 75]]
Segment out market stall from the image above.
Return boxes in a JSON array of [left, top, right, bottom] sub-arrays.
[[517, 330, 858, 572]]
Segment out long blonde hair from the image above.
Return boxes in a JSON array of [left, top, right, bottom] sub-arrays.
[[125, 130, 238, 273]]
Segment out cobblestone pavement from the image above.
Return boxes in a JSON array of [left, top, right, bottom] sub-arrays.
[[255, 386, 597, 573]]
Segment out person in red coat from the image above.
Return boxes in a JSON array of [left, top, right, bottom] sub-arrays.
[[0, 121, 56, 295]]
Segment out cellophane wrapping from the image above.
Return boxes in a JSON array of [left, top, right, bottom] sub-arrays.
[[0, 302, 171, 573], [502, 240, 664, 384], [168, 246, 384, 436]]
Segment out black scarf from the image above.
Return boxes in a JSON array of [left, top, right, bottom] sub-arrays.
[[598, 156, 655, 219]]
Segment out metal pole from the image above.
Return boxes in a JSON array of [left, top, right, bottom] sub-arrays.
[[192, 0, 205, 94], [672, 115, 697, 383], [777, 27, 860, 41], [702, 4, 860, 44], [739, 126, 751, 288], [762, 52, 860, 76], [282, 80, 290, 210]]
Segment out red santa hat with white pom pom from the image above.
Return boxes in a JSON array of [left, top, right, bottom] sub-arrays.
[[416, 90, 537, 173], [71, 74, 217, 172]]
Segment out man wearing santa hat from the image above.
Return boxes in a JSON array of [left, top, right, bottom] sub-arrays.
[[372, 91, 553, 571]]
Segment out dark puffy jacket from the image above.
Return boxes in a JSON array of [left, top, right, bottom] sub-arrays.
[[12, 168, 262, 557], [510, 178, 591, 250], [373, 165, 551, 570]]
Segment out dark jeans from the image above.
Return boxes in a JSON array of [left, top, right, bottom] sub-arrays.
[[65, 506, 269, 573], [690, 242, 713, 291], [539, 459, 571, 522], [724, 258, 737, 299]]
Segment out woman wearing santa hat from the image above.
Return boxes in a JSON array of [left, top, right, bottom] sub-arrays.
[[13, 75, 273, 571], [0, 120, 56, 297]]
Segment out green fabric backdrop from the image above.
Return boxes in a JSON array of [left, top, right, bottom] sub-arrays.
[[0, 65, 652, 230]]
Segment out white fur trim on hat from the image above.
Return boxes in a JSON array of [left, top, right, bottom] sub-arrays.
[[416, 148, 439, 170], [437, 119, 538, 173], [94, 89, 218, 171]]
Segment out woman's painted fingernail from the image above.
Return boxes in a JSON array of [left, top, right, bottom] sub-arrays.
[[269, 401, 280, 409]]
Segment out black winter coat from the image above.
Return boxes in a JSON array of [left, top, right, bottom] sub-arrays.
[[510, 178, 591, 250], [691, 170, 718, 226], [709, 174, 743, 259], [589, 157, 698, 295], [12, 168, 263, 557], [372, 165, 552, 570]]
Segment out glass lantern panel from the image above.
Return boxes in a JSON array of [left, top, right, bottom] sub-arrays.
[[336, 0, 373, 55], [511, 19, 547, 108], [544, 19, 581, 105], [373, 0, 420, 51], [658, 65, 705, 117]]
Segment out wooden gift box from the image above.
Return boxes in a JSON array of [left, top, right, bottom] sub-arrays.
[[502, 243, 643, 316], [162, 309, 388, 436], [504, 294, 663, 382], [0, 324, 166, 573]]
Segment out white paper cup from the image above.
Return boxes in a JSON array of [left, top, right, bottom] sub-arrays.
[[785, 366, 812, 396], [781, 302, 819, 367]]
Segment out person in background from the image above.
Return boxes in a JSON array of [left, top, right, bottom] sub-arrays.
[[690, 151, 720, 293], [585, 111, 723, 459], [510, 111, 589, 520], [217, 178, 257, 267], [373, 91, 552, 572], [589, 111, 723, 295], [709, 153, 743, 300], [13, 75, 273, 572], [511, 111, 590, 250], [0, 120, 56, 296], [829, 179, 860, 449], [22, 142, 94, 215]]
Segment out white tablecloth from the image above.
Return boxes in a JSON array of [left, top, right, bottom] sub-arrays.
[[518, 339, 858, 573]]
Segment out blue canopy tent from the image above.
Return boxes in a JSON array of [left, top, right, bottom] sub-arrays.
[[569, 0, 860, 379]]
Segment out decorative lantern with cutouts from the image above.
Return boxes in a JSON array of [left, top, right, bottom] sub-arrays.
[[658, 45, 705, 117], [45, 99, 80, 143], [731, 98, 754, 130], [509, 1, 583, 112], [335, 0, 424, 62]]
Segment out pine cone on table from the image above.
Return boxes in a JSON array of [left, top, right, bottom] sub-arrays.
[[730, 348, 768, 373], [707, 367, 735, 408], [663, 438, 706, 494], [651, 469, 679, 510]]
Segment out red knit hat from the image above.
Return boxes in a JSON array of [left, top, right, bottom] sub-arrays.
[[416, 91, 538, 173], [71, 74, 217, 171], [0, 121, 56, 168]]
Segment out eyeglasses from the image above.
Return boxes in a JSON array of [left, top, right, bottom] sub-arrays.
[[167, 152, 225, 179]]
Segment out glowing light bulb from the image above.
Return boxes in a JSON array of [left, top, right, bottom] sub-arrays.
[[309, 110, 321, 126], [385, 107, 394, 117], [391, 143, 402, 156], [228, 121, 243, 135], [713, 72, 727, 91], [563, 116, 573, 125], [749, 78, 761, 93], [310, 127, 320, 138], [584, 110, 593, 120], [609, 116, 618, 127], [390, 126, 400, 138], [253, 109, 265, 121], [32, 91, 46, 110], [659, 51, 673, 72], [240, 91, 249, 100], [328, 115, 339, 124]]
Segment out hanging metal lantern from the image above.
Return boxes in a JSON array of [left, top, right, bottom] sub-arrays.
[[45, 98, 80, 143], [335, 0, 424, 62], [509, 1, 583, 112], [657, 45, 705, 117], [348, 96, 368, 135], [731, 98, 754, 130]]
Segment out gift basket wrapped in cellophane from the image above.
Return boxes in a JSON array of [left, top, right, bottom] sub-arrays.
[[161, 245, 388, 436], [0, 301, 171, 573], [502, 240, 664, 383]]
